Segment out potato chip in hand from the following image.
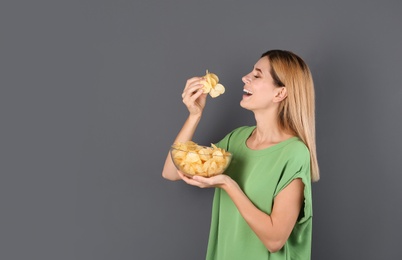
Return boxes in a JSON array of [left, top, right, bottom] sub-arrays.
[[202, 70, 225, 98]]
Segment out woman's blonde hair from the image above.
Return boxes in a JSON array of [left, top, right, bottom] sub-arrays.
[[262, 50, 320, 182]]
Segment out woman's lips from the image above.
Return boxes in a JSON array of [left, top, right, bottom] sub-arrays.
[[243, 89, 253, 97]]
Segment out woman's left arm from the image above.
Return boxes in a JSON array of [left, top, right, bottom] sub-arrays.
[[179, 171, 304, 253]]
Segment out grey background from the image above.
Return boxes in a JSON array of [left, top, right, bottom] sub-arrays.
[[1, 0, 401, 259]]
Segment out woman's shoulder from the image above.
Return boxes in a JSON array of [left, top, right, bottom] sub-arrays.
[[282, 137, 311, 162], [230, 125, 255, 136], [216, 126, 254, 150]]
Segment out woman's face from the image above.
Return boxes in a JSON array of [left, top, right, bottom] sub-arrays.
[[240, 57, 279, 111]]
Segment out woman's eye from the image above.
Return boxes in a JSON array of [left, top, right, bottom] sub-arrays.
[[253, 75, 260, 78]]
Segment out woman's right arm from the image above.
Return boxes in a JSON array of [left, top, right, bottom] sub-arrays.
[[162, 77, 207, 181]]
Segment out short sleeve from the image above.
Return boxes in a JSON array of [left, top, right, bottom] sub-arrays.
[[274, 146, 312, 224]]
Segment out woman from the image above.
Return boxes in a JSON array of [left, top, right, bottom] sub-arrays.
[[162, 49, 319, 260]]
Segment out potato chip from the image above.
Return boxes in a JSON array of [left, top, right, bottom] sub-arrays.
[[171, 141, 232, 177], [214, 83, 225, 94], [202, 70, 226, 98], [198, 148, 212, 161], [185, 152, 201, 164], [208, 161, 219, 176], [202, 81, 212, 93]]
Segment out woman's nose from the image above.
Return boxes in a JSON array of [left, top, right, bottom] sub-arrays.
[[242, 74, 251, 84]]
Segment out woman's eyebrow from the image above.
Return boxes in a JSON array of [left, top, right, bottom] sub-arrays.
[[254, 67, 263, 74]]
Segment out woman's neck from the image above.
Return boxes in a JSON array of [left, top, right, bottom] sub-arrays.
[[247, 111, 294, 150]]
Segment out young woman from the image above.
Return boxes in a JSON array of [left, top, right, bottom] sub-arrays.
[[162, 50, 319, 260]]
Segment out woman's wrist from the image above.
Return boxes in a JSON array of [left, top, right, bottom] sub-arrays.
[[220, 175, 237, 191], [188, 113, 202, 122]]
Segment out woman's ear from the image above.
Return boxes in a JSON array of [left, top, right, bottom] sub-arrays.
[[273, 87, 287, 102]]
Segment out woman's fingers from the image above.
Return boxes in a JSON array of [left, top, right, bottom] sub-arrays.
[[178, 172, 227, 189], [181, 77, 207, 115], [189, 88, 204, 102], [181, 174, 208, 188], [182, 86, 203, 101], [182, 77, 205, 98], [177, 170, 202, 186]]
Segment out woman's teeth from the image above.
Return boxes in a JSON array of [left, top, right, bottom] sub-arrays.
[[243, 89, 253, 95]]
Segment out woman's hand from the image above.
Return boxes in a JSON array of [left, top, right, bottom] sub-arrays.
[[177, 171, 231, 189], [182, 77, 208, 117]]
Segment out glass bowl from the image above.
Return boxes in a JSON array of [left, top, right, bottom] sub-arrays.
[[170, 143, 232, 178]]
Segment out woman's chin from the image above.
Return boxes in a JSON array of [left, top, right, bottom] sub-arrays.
[[240, 99, 251, 110]]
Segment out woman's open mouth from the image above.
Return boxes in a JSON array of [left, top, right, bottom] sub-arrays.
[[243, 89, 253, 97]]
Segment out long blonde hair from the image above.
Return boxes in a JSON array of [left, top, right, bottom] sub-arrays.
[[262, 50, 320, 182]]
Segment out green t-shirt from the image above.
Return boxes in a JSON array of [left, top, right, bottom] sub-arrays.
[[206, 126, 313, 260]]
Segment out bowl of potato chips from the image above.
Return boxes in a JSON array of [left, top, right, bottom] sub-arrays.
[[170, 141, 232, 177]]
